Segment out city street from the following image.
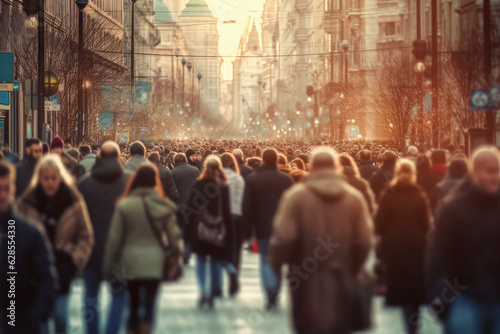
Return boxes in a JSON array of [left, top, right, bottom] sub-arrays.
[[66, 252, 442, 334]]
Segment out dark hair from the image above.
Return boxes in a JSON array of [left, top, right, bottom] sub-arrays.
[[79, 145, 91, 156], [383, 150, 398, 165], [448, 158, 468, 179], [130, 141, 146, 156], [359, 149, 371, 161], [121, 164, 165, 200], [431, 149, 447, 165], [247, 157, 261, 170], [220, 153, 240, 175], [148, 152, 160, 164], [278, 154, 288, 166], [174, 153, 187, 165], [0, 161, 12, 178], [262, 148, 278, 165], [416, 154, 431, 172], [26, 138, 41, 147]]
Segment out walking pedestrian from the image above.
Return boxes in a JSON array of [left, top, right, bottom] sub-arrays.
[[16, 154, 94, 333], [124, 141, 148, 171], [358, 149, 379, 181], [375, 159, 431, 334], [103, 164, 181, 334], [78, 141, 130, 334], [232, 149, 253, 180], [369, 150, 398, 201], [242, 148, 293, 310], [270, 147, 372, 334], [148, 152, 180, 203], [340, 154, 376, 214], [15, 138, 43, 197], [79, 145, 96, 172], [187, 156, 233, 309], [0, 161, 58, 334], [428, 146, 500, 334], [220, 152, 245, 296]]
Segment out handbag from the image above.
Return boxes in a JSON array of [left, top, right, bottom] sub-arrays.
[[142, 197, 183, 282], [197, 194, 226, 247]]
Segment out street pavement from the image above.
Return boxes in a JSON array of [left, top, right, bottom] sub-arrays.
[[65, 252, 442, 334]]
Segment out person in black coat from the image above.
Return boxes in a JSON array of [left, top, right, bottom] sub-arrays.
[[0, 162, 58, 334], [340, 155, 376, 214], [233, 149, 253, 180], [427, 147, 500, 333], [15, 138, 43, 198], [242, 148, 293, 310], [358, 149, 379, 181], [77, 141, 130, 334], [416, 154, 441, 211], [375, 159, 431, 334], [148, 152, 180, 204], [172, 153, 200, 263], [434, 158, 468, 212], [187, 156, 233, 309], [370, 150, 398, 202]]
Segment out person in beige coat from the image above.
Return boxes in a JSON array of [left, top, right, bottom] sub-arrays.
[[16, 153, 93, 334], [270, 147, 373, 334]]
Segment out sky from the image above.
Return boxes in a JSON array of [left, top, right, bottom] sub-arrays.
[[205, 0, 265, 80]]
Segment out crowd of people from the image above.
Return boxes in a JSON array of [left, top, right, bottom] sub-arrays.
[[1, 135, 500, 334]]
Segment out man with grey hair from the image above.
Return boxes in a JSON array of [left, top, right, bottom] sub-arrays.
[[428, 146, 500, 333], [407, 145, 419, 165], [270, 146, 373, 333], [233, 149, 253, 180]]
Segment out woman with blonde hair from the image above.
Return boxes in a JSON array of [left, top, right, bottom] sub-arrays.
[[16, 153, 93, 333], [374, 158, 431, 334], [187, 155, 233, 309], [103, 163, 181, 334]]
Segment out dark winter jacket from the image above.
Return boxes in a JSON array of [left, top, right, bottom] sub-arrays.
[[242, 164, 293, 240], [153, 162, 180, 204], [0, 207, 58, 334], [369, 163, 395, 201], [342, 166, 377, 214], [237, 158, 253, 180], [171, 162, 200, 207], [375, 183, 431, 306], [358, 160, 379, 181], [417, 169, 441, 211], [428, 179, 500, 303], [78, 157, 130, 271], [15, 157, 37, 198], [187, 180, 233, 262]]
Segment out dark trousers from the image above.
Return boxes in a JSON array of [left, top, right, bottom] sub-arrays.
[[127, 280, 161, 327]]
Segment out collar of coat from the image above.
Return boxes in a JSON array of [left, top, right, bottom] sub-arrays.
[[304, 169, 348, 201]]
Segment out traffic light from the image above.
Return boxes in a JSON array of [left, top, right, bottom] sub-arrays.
[[412, 40, 427, 62], [306, 86, 314, 97], [23, 0, 40, 16]]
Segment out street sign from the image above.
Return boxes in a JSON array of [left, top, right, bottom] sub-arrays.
[[0, 53, 14, 83], [471, 89, 499, 111], [0, 83, 13, 91], [13, 82, 19, 91], [45, 95, 60, 111]]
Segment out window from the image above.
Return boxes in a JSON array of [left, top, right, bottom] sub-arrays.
[[386, 22, 396, 36]]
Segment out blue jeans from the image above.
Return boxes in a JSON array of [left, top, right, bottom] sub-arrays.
[[83, 267, 128, 334], [257, 239, 281, 295], [196, 255, 222, 297], [105, 276, 129, 334], [445, 295, 500, 334], [39, 294, 69, 334]]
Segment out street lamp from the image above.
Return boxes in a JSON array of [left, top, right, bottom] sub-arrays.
[[75, 0, 89, 144], [197, 73, 202, 115], [181, 58, 187, 107], [172, 48, 180, 112], [187, 62, 193, 108], [341, 40, 349, 84]]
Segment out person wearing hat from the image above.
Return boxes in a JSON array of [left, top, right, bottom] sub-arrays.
[[186, 148, 201, 171]]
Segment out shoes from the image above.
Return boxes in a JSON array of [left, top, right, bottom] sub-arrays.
[[212, 289, 223, 298], [207, 296, 214, 310], [198, 295, 207, 309], [229, 273, 239, 297]]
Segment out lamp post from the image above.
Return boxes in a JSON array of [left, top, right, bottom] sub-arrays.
[[130, 0, 138, 115], [187, 62, 192, 109], [75, 0, 88, 144], [172, 48, 179, 112], [197, 73, 202, 115], [341, 40, 349, 84], [181, 58, 187, 107], [38, 0, 45, 140]]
